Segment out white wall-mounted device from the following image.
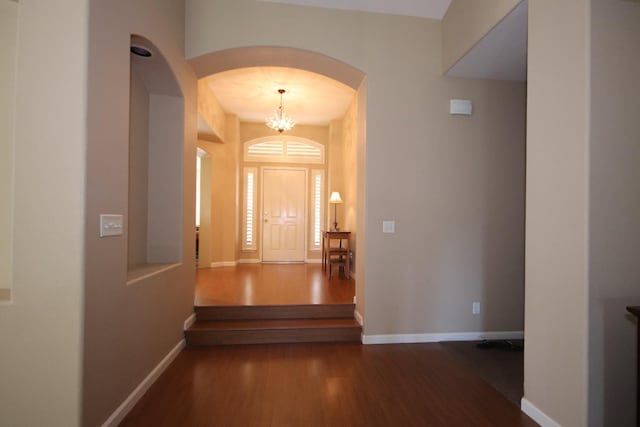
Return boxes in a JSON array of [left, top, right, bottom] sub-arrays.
[[100, 214, 124, 237], [449, 99, 473, 116]]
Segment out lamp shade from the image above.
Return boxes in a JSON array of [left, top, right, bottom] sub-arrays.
[[329, 192, 343, 204]]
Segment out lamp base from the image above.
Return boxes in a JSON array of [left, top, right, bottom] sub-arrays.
[[333, 222, 339, 232]]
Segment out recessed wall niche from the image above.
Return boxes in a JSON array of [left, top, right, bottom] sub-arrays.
[[128, 35, 184, 278]]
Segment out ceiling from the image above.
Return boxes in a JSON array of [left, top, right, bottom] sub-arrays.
[[200, 1, 527, 132], [203, 67, 355, 126], [257, 0, 453, 19], [446, 0, 527, 81]]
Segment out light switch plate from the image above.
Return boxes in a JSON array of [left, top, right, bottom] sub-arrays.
[[100, 214, 124, 237], [382, 220, 395, 234]]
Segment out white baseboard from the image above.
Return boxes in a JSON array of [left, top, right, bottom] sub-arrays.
[[210, 261, 238, 268], [521, 398, 561, 427], [305, 258, 322, 264], [362, 330, 524, 345], [183, 313, 196, 330], [101, 340, 185, 427], [236, 259, 261, 264]]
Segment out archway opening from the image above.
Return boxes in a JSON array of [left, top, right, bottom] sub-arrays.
[[190, 46, 367, 312]]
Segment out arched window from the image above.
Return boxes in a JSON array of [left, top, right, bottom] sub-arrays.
[[244, 136, 324, 165]]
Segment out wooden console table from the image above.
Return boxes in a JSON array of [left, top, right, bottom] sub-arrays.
[[627, 305, 640, 427], [322, 231, 350, 279]]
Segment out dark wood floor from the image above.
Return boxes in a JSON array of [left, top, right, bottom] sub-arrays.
[[120, 342, 536, 427], [195, 264, 355, 306], [441, 340, 525, 407], [121, 265, 531, 426]]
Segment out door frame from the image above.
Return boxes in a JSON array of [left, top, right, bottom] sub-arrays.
[[260, 166, 308, 262]]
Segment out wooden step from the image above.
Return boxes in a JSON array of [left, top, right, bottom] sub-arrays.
[[185, 318, 362, 346], [195, 303, 355, 321]]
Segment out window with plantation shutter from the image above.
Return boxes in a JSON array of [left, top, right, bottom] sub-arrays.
[[243, 167, 257, 251], [244, 136, 324, 164], [310, 169, 324, 251]]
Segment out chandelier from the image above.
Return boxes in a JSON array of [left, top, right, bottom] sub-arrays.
[[266, 89, 295, 133]]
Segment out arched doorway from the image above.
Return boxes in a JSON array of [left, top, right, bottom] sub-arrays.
[[190, 46, 367, 318]]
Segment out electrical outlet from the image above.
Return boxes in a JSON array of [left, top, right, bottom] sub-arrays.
[[472, 302, 480, 315]]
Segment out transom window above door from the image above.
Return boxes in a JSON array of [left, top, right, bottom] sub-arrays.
[[244, 136, 324, 164]]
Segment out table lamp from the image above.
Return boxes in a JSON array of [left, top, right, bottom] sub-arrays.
[[329, 191, 343, 231]]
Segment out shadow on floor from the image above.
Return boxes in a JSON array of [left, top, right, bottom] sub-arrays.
[[440, 340, 524, 407]]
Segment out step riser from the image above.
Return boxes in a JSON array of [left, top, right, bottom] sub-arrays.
[[195, 304, 355, 321], [186, 327, 362, 346], [188, 304, 361, 346]]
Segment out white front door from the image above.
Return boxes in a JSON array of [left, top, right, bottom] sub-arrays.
[[262, 168, 306, 262]]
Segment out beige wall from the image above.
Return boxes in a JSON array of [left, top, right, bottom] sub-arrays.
[[0, 0, 18, 298], [0, 0, 88, 425], [196, 83, 230, 270], [197, 147, 214, 267], [187, 0, 526, 337], [524, 1, 590, 425], [221, 114, 241, 263], [355, 79, 368, 316], [127, 66, 150, 267], [340, 95, 358, 232], [328, 119, 343, 223], [588, 0, 640, 425], [82, 0, 196, 426], [204, 142, 238, 268], [198, 114, 240, 266], [212, 142, 231, 266], [327, 94, 359, 277], [146, 93, 185, 264], [442, 0, 522, 73], [198, 79, 226, 141], [241, 122, 330, 146]]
